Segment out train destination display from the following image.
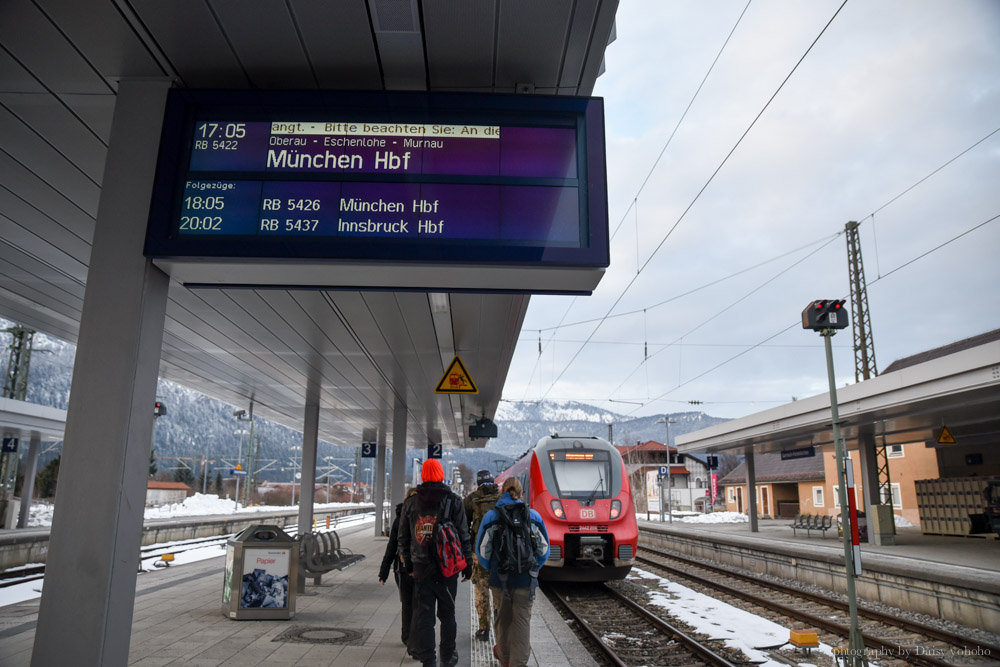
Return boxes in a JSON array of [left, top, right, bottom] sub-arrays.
[[145, 91, 609, 293], [180, 121, 579, 244]]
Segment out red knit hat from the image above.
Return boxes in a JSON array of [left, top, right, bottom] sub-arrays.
[[422, 458, 444, 483]]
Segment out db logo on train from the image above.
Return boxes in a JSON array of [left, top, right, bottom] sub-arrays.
[[579, 508, 596, 519]]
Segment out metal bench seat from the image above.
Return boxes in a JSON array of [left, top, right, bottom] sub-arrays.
[[299, 531, 366, 576]]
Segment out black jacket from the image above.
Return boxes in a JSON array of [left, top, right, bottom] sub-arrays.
[[397, 481, 472, 580], [378, 502, 403, 583]]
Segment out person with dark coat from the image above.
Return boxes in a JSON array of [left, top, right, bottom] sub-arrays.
[[378, 487, 417, 646], [397, 459, 473, 667], [464, 469, 501, 640]]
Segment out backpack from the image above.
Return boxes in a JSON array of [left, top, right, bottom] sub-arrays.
[[493, 502, 539, 599], [434, 495, 468, 578], [469, 486, 500, 537]]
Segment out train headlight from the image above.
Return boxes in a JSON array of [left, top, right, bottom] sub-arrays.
[[550, 499, 565, 519], [610, 499, 622, 519]]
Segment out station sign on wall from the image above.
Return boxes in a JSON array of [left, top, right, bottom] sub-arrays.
[[145, 90, 609, 294]]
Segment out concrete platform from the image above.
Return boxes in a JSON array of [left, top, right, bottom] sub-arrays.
[[639, 517, 1000, 634], [0, 522, 597, 666]]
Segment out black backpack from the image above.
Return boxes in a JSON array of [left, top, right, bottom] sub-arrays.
[[493, 502, 539, 598], [433, 495, 468, 578]]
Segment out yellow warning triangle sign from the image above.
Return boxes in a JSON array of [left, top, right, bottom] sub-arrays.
[[936, 425, 957, 445], [435, 355, 478, 394]]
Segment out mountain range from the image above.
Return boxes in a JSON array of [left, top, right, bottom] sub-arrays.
[[3, 319, 730, 484]]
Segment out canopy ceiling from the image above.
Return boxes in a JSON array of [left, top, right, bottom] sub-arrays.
[[0, 0, 619, 449]]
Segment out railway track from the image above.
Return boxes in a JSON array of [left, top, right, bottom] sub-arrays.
[[0, 513, 375, 589], [637, 545, 1000, 667], [544, 581, 738, 667]]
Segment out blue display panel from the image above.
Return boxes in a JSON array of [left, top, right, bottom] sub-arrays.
[[145, 90, 608, 270]]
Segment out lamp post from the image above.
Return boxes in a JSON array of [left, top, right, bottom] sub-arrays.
[[290, 446, 302, 506], [657, 417, 676, 523], [232, 427, 249, 510]]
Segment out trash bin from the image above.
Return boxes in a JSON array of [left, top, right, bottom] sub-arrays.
[[222, 524, 297, 620]]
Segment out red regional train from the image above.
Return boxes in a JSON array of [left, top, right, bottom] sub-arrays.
[[496, 434, 637, 581]]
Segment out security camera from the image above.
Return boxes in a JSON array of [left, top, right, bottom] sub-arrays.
[[233, 409, 246, 418]]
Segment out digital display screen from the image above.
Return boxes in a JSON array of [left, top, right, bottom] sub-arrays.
[[145, 90, 608, 276]]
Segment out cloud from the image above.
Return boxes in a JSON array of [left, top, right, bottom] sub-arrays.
[[504, 1, 1000, 419]]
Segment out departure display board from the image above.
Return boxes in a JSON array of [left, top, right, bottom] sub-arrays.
[[144, 90, 609, 292]]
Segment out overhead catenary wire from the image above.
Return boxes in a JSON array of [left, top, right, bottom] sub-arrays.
[[536, 2, 848, 402], [605, 233, 843, 402], [609, 0, 754, 242], [627, 211, 1000, 414], [530, 115, 999, 408]]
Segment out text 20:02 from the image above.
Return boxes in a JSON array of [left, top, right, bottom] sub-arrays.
[[179, 216, 223, 231]]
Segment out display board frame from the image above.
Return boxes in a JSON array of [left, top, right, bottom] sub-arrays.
[[144, 89, 609, 293]]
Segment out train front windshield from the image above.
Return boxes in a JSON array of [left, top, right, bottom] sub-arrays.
[[548, 450, 612, 500]]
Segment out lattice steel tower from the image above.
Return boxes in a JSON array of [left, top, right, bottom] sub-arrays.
[[845, 221, 891, 505], [1, 326, 36, 526]]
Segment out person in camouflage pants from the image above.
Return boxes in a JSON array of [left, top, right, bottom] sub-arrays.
[[464, 469, 501, 640]]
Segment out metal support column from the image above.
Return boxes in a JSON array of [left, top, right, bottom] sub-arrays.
[[391, 400, 408, 508], [16, 432, 41, 529], [375, 429, 387, 536], [859, 430, 895, 546], [745, 447, 759, 532], [296, 395, 319, 594], [824, 331, 867, 665], [32, 79, 172, 667]]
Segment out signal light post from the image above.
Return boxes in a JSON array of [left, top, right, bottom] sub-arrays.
[[802, 300, 867, 665]]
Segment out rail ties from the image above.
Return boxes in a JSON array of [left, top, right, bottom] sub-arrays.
[[544, 581, 737, 667], [637, 545, 1000, 667]]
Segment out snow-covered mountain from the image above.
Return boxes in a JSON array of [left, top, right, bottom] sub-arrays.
[[486, 399, 729, 460], [3, 319, 730, 481]]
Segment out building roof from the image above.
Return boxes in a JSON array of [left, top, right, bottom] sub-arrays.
[[882, 328, 1000, 373], [146, 481, 190, 491], [718, 451, 824, 485], [617, 440, 673, 455]]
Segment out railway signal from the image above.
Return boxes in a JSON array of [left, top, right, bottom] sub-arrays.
[[801, 299, 849, 331]]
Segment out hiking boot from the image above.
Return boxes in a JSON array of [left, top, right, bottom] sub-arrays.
[[475, 628, 490, 641], [440, 654, 459, 667], [493, 644, 509, 667]]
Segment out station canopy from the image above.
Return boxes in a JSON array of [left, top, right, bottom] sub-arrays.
[[0, 1, 619, 449], [676, 333, 1000, 458]]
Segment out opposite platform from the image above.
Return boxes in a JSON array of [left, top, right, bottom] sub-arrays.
[[0, 522, 597, 667]]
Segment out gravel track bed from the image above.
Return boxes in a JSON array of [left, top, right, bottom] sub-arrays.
[[636, 546, 1000, 667]]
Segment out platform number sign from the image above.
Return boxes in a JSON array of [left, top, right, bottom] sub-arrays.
[[361, 442, 376, 458], [1, 438, 17, 453], [428, 443, 443, 459]]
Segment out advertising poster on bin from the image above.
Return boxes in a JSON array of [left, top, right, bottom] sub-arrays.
[[222, 544, 234, 606], [240, 547, 290, 609]]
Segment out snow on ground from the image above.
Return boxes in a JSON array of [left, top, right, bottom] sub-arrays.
[[640, 510, 748, 524], [628, 566, 833, 666], [27, 493, 372, 527], [4, 496, 376, 609]]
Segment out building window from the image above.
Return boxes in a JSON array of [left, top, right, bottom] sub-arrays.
[[727, 486, 736, 503], [881, 483, 902, 509], [812, 486, 824, 507], [833, 486, 859, 509]]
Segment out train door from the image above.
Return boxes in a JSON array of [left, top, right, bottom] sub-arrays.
[[736, 487, 744, 514], [761, 486, 770, 518]]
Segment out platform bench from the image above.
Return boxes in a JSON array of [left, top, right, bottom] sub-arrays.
[[299, 531, 365, 579], [790, 513, 812, 536]]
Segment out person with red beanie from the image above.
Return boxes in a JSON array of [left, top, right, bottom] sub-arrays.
[[397, 458, 473, 667]]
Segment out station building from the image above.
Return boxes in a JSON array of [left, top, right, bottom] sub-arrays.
[[681, 328, 1000, 541]]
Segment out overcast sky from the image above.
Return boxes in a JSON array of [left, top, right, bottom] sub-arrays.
[[501, 1, 1000, 420]]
